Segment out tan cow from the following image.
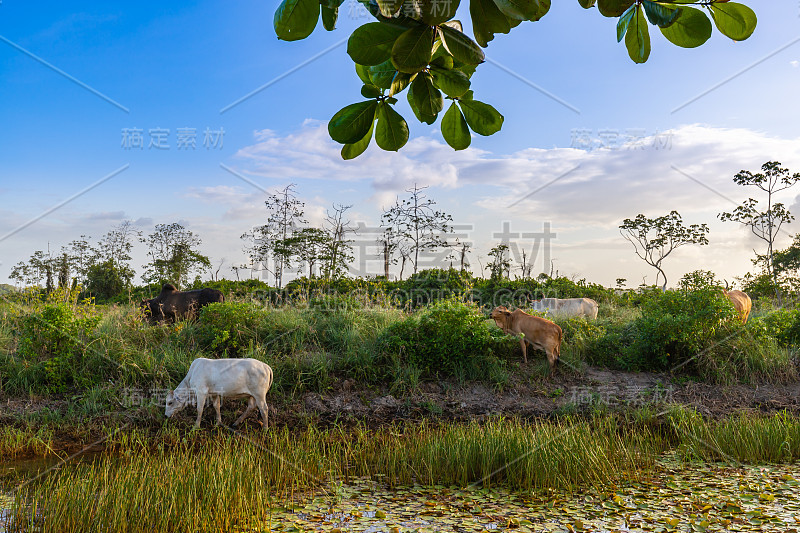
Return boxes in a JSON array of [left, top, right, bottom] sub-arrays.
[[723, 290, 752, 323], [490, 306, 562, 371], [531, 297, 599, 320]]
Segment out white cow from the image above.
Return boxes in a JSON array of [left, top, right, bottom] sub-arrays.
[[165, 358, 273, 429], [530, 298, 599, 320]]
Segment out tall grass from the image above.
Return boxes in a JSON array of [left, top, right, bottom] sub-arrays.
[[5, 409, 800, 533]]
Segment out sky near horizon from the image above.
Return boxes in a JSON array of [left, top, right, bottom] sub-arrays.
[[1, 1, 799, 288]]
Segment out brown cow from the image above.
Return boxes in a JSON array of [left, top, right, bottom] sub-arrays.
[[490, 306, 562, 371], [140, 283, 224, 324], [723, 289, 752, 323]]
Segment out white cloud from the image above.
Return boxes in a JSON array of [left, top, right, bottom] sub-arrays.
[[223, 123, 800, 285]]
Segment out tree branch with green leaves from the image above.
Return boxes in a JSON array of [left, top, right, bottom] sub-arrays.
[[274, 0, 756, 158]]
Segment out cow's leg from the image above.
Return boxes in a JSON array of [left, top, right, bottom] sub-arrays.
[[212, 395, 222, 425], [518, 335, 528, 364], [255, 395, 269, 429], [194, 390, 206, 429], [233, 398, 256, 427]]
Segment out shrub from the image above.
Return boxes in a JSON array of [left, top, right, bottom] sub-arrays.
[[628, 286, 737, 371], [752, 308, 800, 346], [195, 302, 263, 356], [378, 299, 507, 380], [13, 302, 102, 392]]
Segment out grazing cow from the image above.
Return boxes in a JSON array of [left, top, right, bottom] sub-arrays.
[[723, 289, 752, 324], [165, 357, 273, 429], [530, 297, 599, 320], [490, 306, 562, 371], [140, 283, 224, 324]]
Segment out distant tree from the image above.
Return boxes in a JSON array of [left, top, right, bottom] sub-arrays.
[[620, 211, 709, 291], [456, 239, 471, 273], [486, 244, 511, 281], [719, 161, 799, 299], [96, 221, 140, 268], [85, 258, 134, 300], [381, 184, 453, 276], [66, 235, 93, 286], [243, 184, 307, 288], [57, 252, 70, 289], [322, 203, 355, 280], [279, 227, 331, 278], [143, 223, 210, 288], [9, 250, 54, 287]]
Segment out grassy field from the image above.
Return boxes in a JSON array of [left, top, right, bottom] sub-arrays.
[[2, 282, 800, 531]]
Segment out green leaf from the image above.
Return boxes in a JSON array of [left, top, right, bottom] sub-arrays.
[[418, 0, 461, 25], [625, 5, 650, 63], [361, 84, 382, 98], [341, 122, 374, 159], [710, 2, 757, 41], [391, 26, 435, 73], [458, 99, 503, 135], [597, 0, 634, 18], [494, 0, 541, 21], [375, 102, 409, 151], [441, 101, 471, 150], [578, 0, 596, 8], [642, 0, 678, 28], [321, 4, 338, 30], [431, 52, 454, 70], [274, 0, 320, 41], [535, 0, 551, 21], [430, 67, 470, 97], [617, 6, 635, 43], [355, 63, 373, 85], [376, 0, 405, 17], [369, 59, 398, 89], [660, 6, 711, 48], [411, 73, 444, 117], [348, 22, 407, 66], [390, 71, 415, 96], [470, 0, 513, 47], [407, 90, 436, 125], [328, 100, 379, 144], [439, 25, 485, 65]]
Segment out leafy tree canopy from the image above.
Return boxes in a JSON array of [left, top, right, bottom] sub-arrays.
[[273, 0, 756, 158]]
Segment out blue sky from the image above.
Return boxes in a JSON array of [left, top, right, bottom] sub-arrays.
[[1, 1, 799, 287]]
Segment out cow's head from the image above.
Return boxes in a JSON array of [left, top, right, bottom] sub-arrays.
[[165, 388, 194, 418], [490, 306, 512, 330], [139, 299, 161, 324]]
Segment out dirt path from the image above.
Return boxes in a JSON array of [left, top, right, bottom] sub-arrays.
[[287, 366, 800, 426]]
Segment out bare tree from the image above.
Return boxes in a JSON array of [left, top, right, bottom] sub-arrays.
[[322, 203, 355, 280], [381, 184, 453, 276], [243, 184, 307, 288]]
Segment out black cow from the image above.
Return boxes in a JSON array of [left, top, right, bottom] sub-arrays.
[[140, 283, 224, 324]]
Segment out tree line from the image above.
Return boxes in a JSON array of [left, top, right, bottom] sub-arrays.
[[9, 161, 800, 302]]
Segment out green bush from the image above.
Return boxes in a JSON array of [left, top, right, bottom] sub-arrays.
[[751, 308, 800, 346], [628, 286, 737, 370], [13, 303, 102, 392], [378, 300, 508, 380], [195, 302, 263, 356]]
